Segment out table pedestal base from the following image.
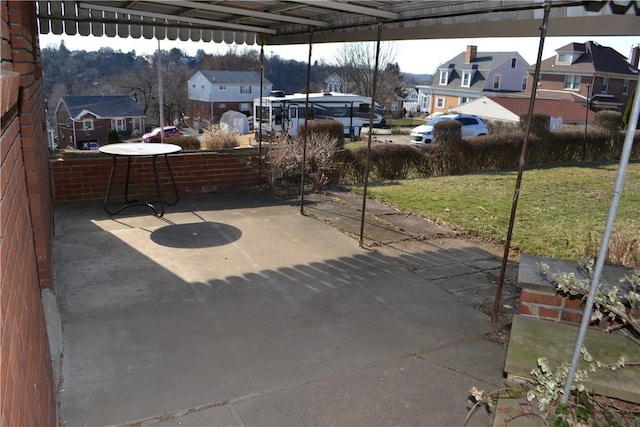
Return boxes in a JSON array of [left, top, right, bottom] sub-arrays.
[[103, 154, 179, 217]]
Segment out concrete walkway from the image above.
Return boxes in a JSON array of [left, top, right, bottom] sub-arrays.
[[54, 192, 519, 426]]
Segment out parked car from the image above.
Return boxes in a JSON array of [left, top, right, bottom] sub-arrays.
[[142, 126, 182, 143], [80, 141, 100, 150], [410, 114, 488, 145]]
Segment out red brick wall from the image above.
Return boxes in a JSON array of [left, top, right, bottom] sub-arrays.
[[51, 150, 262, 201], [518, 288, 585, 324], [1, 1, 56, 426]]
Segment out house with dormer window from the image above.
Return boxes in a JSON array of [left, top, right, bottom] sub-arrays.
[[416, 45, 529, 115], [525, 41, 639, 112]]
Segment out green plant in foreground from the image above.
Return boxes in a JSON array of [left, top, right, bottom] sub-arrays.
[[467, 349, 637, 426], [467, 263, 640, 426], [541, 260, 640, 335]]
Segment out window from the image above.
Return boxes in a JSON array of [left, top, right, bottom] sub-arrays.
[[492, 74, 501, 90], [358, 103, 370, 113], [623, 79, 630, 94], [113, 118, 126, 132], [436, 97, 445, 108], [521, 76, 528, 91], [461, 71, 472, 87], [439, 70, 448, 85], [218, 103, 226, 108], [557, 53, 572, 64], [459, 97, 469, 104], [511, 58, 517, 68], [563, 75, 581, 90], [82, 119, 94, 131], [601, 77, 609, 93], [240, 86, 251, 94], [240, 103, 250, 112]]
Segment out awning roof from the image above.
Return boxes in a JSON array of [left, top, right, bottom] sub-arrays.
[[36, 1, 640, 47]]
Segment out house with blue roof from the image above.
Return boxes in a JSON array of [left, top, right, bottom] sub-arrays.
[[55, 96, 145, 149], [416, 45, 529, 115]]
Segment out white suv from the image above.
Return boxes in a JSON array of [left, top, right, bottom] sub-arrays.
[[410, 114, 489, 145]]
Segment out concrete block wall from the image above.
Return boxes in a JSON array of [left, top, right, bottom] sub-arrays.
[[51, 150, 262, 202], [1, 1, 57, 425]]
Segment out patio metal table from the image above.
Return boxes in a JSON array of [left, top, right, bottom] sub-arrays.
[[99, 142, 181, 217]]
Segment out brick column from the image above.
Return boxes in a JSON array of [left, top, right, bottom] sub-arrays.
[[1, 1, 57, 425]]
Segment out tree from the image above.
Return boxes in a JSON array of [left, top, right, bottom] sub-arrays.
[[201, 46, 260, 71], [332, 42, 401, 103]]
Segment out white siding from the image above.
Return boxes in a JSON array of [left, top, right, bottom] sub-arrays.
[[484, 54, 529, 92], [188, 72, 212, 102], [188, 72, 272, 103]]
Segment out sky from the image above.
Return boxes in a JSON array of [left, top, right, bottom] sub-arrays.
[[39, 33, 639, 75]]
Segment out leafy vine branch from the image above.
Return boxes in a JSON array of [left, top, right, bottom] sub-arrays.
[[540, 259, 640, 336]]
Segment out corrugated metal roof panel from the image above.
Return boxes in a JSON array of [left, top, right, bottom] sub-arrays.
[[36, 1, 640, 47]]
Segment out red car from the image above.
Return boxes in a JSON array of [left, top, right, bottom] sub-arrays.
[[142, 126, 181, 143]]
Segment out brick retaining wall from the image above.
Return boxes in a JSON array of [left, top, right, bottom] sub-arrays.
[[51, 149, 263, 202], [517, 254, 631, 327]]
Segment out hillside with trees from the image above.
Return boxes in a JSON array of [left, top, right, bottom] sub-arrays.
[[41, 41, 431, 129]]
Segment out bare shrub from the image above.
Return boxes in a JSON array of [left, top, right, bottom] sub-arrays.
[[298, 120, 345, 147], [485, 119, 518, 135], [369, 144, 421, 180], [595, 110, 625, 133], [585, 228, 640, 268], [202, 125, 239, 149], [520, 112, 550, 136], [433, 120, 462, 146], [265, 132, 340, 194], [169, 135, 201, 151]]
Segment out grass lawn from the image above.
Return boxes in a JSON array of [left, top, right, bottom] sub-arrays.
[[355, 162, 640, 261]]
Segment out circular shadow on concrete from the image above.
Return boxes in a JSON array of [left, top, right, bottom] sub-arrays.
[[150, 222, 242, 248]]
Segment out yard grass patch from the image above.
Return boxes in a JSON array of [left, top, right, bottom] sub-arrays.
[[356, 162, 640, 261]]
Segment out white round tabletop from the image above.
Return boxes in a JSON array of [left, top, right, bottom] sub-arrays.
[[99, 143, 182, 156]]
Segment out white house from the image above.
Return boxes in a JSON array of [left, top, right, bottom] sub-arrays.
[[402, 87, 420, 115], [187, 71, 272, 128], [421, 45, 529, 115], [325, 72, 350, 93]]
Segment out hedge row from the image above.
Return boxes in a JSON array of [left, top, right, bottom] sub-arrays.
[[336, 129, 640, 183]]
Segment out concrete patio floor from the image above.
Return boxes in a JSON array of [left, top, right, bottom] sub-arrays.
[[53, 192, 518, 426]]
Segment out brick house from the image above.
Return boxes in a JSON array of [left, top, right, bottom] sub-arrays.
[[417, 45, 530, 115], [525, 41, 639, 113], [187, 71, 272, 129], [55, 95, 145, 149]]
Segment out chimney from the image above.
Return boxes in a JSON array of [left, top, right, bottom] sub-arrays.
[[630, 45, 640, 69], [465, 45, 477, 63]]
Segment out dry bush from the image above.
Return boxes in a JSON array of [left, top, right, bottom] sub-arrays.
[[202, 125, 239, 149], [298, 120, 345, 147], [585, 228, 640, 268], [265, 132, 340, 194], [169, 135, 201, 151], [433, 120, 462, 146], [595, 110, 625, 133], [520, 112, 550, 136]]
